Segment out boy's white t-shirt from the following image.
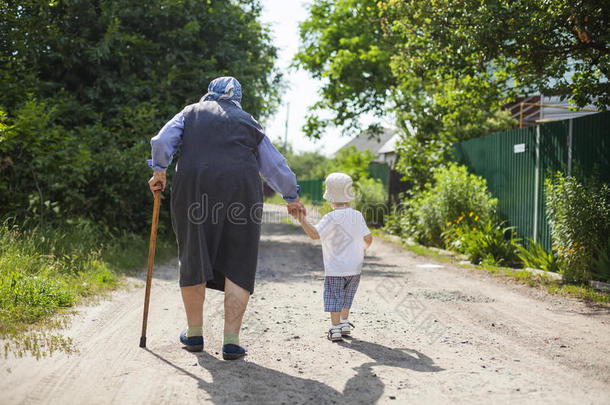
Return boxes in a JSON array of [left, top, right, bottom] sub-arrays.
[[315, 207, 371, 276]]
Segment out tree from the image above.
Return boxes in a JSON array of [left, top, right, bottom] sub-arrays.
[[297, 0, 610, 190], [0, 0, 280, 230], [381, 0, 610, 109], [328, 146, 376, 183], [294, 0, 395, 139], [285, 151, 330, 180]]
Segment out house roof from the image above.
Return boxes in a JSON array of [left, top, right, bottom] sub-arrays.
[[339, 127, 397, 155], [377, 133, 400, 154]]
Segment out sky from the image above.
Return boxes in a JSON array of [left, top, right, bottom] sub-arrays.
[[259, 0, 353, 155]]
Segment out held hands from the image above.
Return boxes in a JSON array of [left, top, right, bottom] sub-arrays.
[[148, 171, 166, 194], [287, 198, 306, 220], [292, 208, 306, 222]]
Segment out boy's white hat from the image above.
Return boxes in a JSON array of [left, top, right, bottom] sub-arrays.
[[323, 172, 355, 203]]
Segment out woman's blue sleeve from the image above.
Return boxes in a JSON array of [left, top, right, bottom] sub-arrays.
[[148, 111, 185, 172], [257, 136, 300, 202]]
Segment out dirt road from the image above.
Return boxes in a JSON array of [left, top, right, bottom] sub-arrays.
[[2, 205, 610, 404]]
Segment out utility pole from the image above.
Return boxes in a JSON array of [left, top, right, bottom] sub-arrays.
[[283, 102, 290, 153]]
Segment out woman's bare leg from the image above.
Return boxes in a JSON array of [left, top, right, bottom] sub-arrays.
[[180, 282, 206, 328], [224, 277, 250, 336]]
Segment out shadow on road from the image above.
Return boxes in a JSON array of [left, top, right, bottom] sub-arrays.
[[144, 337, 443, 404]]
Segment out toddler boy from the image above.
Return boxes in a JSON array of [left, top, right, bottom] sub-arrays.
[[293, 172, 372, 341]]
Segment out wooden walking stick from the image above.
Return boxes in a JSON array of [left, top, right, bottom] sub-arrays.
[[140, 190, 161, 348]]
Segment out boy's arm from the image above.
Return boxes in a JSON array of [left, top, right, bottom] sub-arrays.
[[298, 215, 320, 240], [364, 234, 373, 250]]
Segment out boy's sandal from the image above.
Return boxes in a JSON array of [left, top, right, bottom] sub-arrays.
[[340, 321, 355, 336], [327, 327, 343, 341]]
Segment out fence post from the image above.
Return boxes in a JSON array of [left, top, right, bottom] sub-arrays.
[[533, 125, 540, 242], [568, 118, 574, 177]]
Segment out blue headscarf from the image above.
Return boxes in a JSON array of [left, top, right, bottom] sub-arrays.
[[201, 76, 242, 109]]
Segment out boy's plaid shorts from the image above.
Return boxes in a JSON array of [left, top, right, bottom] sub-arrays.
[[323, 274, 361, 312]]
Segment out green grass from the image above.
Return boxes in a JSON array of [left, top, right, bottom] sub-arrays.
[[264, 192, 322, 208], [376, 230, 610, 305], [263, 192, 287, 205], [372, 229, 452, 263], [0, 220, 175, 358]]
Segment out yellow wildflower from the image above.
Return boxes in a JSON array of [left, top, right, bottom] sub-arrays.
[[474, 216, 479, 221], [469, 211, 474, 217], [446, 221, 452, 226]]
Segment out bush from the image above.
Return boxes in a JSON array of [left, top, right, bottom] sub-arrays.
[[444, 220, 521, 266], [384, 204, 408, 236], [407, 164, 497, 246], [0, 1, 281, 232], [354, 177, 388, 227], [0, 221, 175, 336], [545, 173, 610, 283], [516, 239, 561, 273], [590, 238, 610, 283]]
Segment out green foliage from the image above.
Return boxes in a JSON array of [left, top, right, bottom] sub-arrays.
[[279, 144, 388, 226], [0, 98, 91, 222], [280, 142, 377, 184], [381, 0, 610, 110], [294, 0, 395, 138], [444, 220, 521, 267], [380, 229, 610, 304], [263, 192, 288, 206], [297, 0, 609, 190], [328, 146, 377, 183], [516, 239, 561, 273], [589, 238, 610, 283], [383, 204, 408, 236], [353, 177, 387, 227], [0, 220, 175, 339], [546, 173, 610, 283], [281, 146, 330, 180], [0, 0, 280, 231], [394, 109, 515, 192], [407, 164, 497, 246]]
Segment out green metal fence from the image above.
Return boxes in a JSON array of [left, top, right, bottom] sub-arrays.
[[299, 163, 391, 204], [453, 111, 610, 250], [369, 161, 390, 194], [299, 178, 324, 204]]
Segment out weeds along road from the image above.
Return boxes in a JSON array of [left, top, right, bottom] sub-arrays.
[[2, 205, 609, 404]]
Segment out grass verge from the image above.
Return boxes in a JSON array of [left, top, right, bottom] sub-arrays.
[[0, 220, 176, 358], [374, 230, 610, 304]]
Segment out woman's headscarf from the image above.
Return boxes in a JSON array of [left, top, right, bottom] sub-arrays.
[[201, 76, 242, 109]]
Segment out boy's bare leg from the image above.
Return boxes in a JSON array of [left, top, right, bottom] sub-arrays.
[[224, 277, 250, 336], [330, 312, 341, 325], [181, 283, 206, 327], [340, 308, 350, 320]]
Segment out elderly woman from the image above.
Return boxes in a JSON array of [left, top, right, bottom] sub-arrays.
[[148, 77, 303, 360]]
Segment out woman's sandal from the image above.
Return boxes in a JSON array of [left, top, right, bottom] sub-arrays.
[[222, 344, 246, 360], [179, 330, 204, 352]]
